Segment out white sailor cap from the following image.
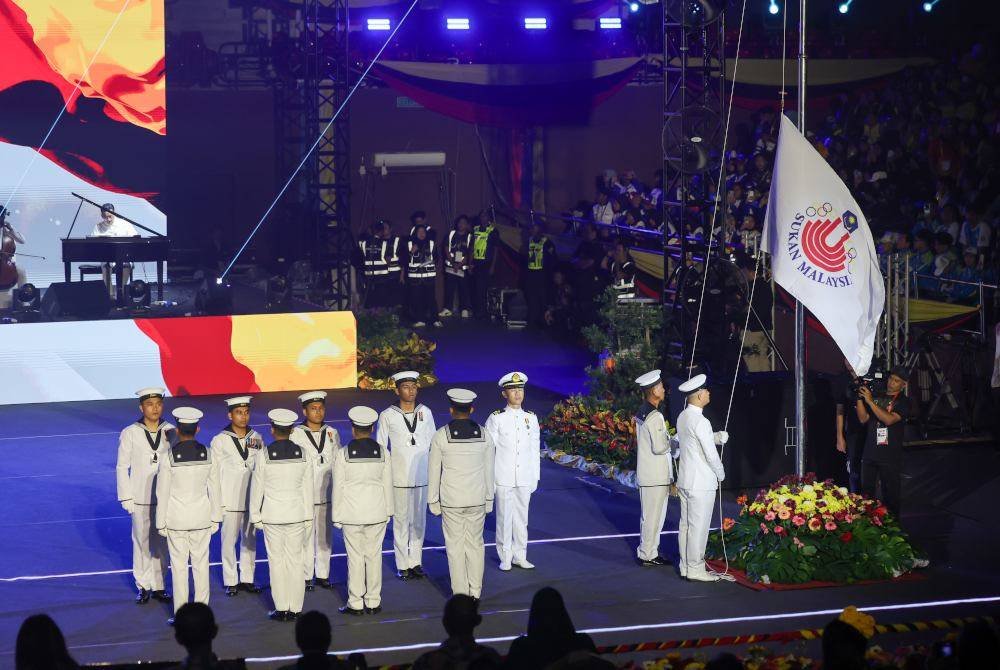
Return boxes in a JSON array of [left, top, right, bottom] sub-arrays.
[[267, 408, 299, 428], [391, 371, 420, 386], [679, 373, 708, 394], [634, 370, 662, 389], [224, 396, 252, 409], [447, 388, 477, 405], [299, 390, 327, 406], [172, 407, 203, 426], [348, 406, 379, 428], [499, 371, 528, 389], [136, 387, 166, 403]]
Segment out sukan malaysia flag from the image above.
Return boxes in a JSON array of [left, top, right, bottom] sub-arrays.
[[762, 114, 884, 376]]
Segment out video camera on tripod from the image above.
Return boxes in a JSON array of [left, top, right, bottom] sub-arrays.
[[850, 368, 887, 397]]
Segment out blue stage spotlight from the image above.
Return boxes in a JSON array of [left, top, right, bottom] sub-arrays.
[[838, 0, 852, 13], [629, 2, 640, 11], [768, 1, 780, 15], [446, 17, 470, 30], [366, 18, 391, 31], [922, 0, 939, 11], [599, 17, 623, 29], [524, 17, 547, 30]]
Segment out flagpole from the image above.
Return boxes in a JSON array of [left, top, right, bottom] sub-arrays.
[[794, 0, 807, 477]]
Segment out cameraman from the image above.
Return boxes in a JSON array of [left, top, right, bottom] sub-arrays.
[[834, 358, 864, 493], [855, 365, 910, 517]]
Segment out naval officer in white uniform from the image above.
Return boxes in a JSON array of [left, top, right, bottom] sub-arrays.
[[675, 374, 729, 582], [116, 387, 174, 604], [210, 396, 264, 596], [634, 369, 677, 567], [484, 371, 540, 571], [249, 408, 315, 621], [376, 370, 437, 580], [332, 406, 394, 615], [156, 407, 223, 624], [290, 390, 341, 590], [428, 389, 496, 600]]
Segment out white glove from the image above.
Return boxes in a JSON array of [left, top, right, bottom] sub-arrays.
[[333, 522, 343, 529], [429, 502, 442, 516], [210, 522, 220, 534], [120, 500, 134, 514], [713, 431, 729, 446], [485, 500, 494, 514], [669, 436, 680, 458], [157, 527, 167, 537], [250, 518, 262, 530]]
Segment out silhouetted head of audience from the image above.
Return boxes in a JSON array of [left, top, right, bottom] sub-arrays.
[[958, 620, 1000, 670], [822, 618, 868, 670], [527, 586, 577, 642], [297, 610, 332, 654], [16, 614, 78, 670], [706, 653, 743, 670], [174, 602, 218, 656], [442, 594, 482, 639]]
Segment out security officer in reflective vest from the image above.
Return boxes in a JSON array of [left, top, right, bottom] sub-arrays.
[[485, 372, 540, 571], [523, 221, 556, 327], [156, 407, 222, 625], [358, 226, 389, 308], [407, 223, 441, 328], [249, 408, 315, 621], [634, 370, 677, 567], [116, 387, 174, 604], [608, 240, 637, 302], [381, 220, 404, 307], [428, 389, 496, 600], [333, 406, 394, 615], [210, 396, 264, 596], [469, 211, 498, 319], [441, 215, 474, 319], [291, 391, 341, 591]]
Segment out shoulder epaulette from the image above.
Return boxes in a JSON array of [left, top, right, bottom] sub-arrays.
[[525, 409, 535, 416], [491, 409, 503, 416]]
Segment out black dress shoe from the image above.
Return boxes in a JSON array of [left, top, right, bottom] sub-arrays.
[[313, 577, 332, 589], [150, 590, 173, 602], [225, 585, 239, 597], [396, 568, 412, 580], [651, 556, 670, 566], [410, 565, 426, 578], [238, 582, 262, 593], [167, 617, 175, 626], [364, 605, 382, 615], [268, 610, 288, 621], [287, 611, 300, 621], [135, 588, 150, 604], [338, 605, 364, 616], [305, 580, 315, 591]]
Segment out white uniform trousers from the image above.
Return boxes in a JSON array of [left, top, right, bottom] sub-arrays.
[[678, 488, 716, 577], [221, 511, 257, 586], [342, 522, 388, 610], [637, 485, 670, 561], [441, 506, 486, 598], [304, 503, 333, 580], [166, 528, 212, 614], [264, 522, 307, 613], [131, 504, 168, 591], [392, 486, 428, 571], [495, 485, 532, 566]]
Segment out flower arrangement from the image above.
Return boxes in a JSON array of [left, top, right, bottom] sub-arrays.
[[707, 474, 919, 584], [356, 310, 437, 389], [541, 395, 638, 469]]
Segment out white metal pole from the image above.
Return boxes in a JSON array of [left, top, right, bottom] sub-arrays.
[[794, 0, 807, 477]]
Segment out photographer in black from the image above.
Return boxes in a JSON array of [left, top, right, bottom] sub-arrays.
[[854, 365, 910, 517]]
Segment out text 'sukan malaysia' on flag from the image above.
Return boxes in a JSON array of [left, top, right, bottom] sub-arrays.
[[762, 115, 884, 376]]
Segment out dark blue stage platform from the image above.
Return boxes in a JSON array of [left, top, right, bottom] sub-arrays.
[[1, 324, 998, 667]]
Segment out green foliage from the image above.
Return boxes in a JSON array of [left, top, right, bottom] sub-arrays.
[[356, 309, 437, 389], [356, 309, 411, 351]]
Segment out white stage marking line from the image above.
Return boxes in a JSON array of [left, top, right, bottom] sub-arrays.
[[0, 530, 691, 582], [243, 596, 1000, 662]]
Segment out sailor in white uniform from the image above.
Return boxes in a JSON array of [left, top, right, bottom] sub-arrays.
[[675, 374, 729, 582], [249, 408, 315, 621], [290, 390, 341, 591], [155, 407, 223, 624], [332, 406, 394, 615], [210, 396, 264, 596], [428, 389, 496, 600], [484, 371, 540, 571], [116, 387, 174, 604], [376, 370, 437, 580], [634, 369, 677, 567]]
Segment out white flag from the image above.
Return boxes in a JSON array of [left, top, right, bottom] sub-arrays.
[[762, 114, 884, 376]]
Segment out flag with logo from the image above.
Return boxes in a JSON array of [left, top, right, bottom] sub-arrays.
[[762, 115, 884, 375]]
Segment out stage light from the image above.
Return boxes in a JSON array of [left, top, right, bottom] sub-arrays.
[[629, 1, 640, 11], [922, 0, 938, 11], [599, 17, 623, 29], [446, 17, 470, 30], [838, 0, 852, 13], [198, 276, 233, 315], [12, 283, 41, 321], [126, 279, 150, 309], [524, 17, 547, 30], [768, 1, 780, 14], [366, 18, 390, 31]]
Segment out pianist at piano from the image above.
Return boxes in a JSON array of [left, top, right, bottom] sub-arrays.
[[91, 203, 138, 298]]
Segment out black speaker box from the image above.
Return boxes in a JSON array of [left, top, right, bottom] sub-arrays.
[[41, 281, 112, 320]]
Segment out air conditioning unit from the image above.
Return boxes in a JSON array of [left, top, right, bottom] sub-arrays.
[[371, 152, 447, 169]]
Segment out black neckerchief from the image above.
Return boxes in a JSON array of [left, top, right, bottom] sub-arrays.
[[398, 405, 419, 445], [138, 419, 164, 452], [226, 424, 251, 461], [302, 424, 327, 454]]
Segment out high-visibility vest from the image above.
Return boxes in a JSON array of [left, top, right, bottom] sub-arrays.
[[445, 230, 472, 276], [472, 225, 494, 261], [359, 239, 388, 278], [386, 236, 402, 274], [527, 237, 548, 271], [408, 240, 437, 279], [611, 260, 636, 299]]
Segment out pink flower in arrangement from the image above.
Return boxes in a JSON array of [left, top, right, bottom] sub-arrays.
[[792, 515, 806, 527], [873, 516, 883, 527], [844, 514, 854, 524], [808, 517, 823, 532], [778, 508, 792, 521], [764, 511, 777, 521], [825, 520, 838, 531], [760, 523, 770, 534], [774, 525, 787, 536], [793, 537, 805, 548]]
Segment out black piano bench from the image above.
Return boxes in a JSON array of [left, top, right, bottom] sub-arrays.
[[79, 264, 103, 282]]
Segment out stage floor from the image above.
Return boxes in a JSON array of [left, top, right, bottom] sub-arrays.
[[1, 326, 998, 667]]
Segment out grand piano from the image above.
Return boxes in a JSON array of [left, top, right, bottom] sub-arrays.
[[61, 193, 170, 300]]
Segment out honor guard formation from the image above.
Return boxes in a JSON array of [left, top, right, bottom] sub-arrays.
[[116, 369, 730, 624]]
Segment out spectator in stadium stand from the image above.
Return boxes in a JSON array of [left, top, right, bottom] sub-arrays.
[[591, 189, 615, 226], [277, 610, 364, 670], [932, 232, 958, 290], [504, 587, 606, 670], [15, 614, 79, 670], [412, 595, 501, 670], [940, 204, 961, 242], [728, 182, 748, 221], [947, 248, 983, 304], [959, 205, 992, 260]]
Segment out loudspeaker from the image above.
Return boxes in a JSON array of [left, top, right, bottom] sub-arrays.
[[41, 281, 112, 320]]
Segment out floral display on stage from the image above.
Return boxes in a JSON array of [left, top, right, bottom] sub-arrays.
[[707, 474, 920, 584], [356, 309, 437, 390]]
